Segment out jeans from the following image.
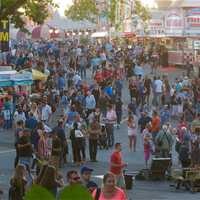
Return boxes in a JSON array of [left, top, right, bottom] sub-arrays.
[[106, 123, 114, 147], [116, 111, 122, 125], [89, 139, 98, 161], [79, 66, 86, 78], [155, 92, 162, 107], [18, 157, 31, 167], [77, 146, 85, 162], [4, 119, 12, 129]]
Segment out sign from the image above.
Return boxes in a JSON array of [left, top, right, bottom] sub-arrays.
[[193, 41, 200, 50], [165, 11, 183, 28], [148, 19, 165, 36], [185, 8, 200, 28], [0, 19, 9, 52], [165, 10, 184, 36]]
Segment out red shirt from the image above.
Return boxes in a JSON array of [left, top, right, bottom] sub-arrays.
[[110, 151, 122, 175], [151, 116, 160, 132]]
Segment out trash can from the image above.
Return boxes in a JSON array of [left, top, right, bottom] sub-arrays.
[[124, 171, 135, 190]]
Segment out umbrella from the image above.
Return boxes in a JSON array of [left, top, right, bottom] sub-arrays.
[[32, 69, 48, 81]]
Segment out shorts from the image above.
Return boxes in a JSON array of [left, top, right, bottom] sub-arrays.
[[115, 174, 126, 189]]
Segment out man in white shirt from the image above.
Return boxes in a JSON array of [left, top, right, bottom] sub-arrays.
[[41, 100, 52, 124], [154, 76, 163, 107], [13, 106, 26, 126], [73, 73, 81, 86]]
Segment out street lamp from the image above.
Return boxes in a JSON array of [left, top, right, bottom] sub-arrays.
[[55, 29, 59, 34], [49, 29, 53, 34]]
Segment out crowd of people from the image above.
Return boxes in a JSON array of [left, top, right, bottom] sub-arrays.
[[0, 38, 200, 199]]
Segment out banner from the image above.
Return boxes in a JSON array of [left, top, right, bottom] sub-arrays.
[[0, 19, 9, 52]]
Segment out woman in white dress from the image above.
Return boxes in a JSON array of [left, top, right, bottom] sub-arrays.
[[127, 115, 137, 151]]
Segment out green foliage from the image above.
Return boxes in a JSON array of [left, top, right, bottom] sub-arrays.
[[135, 0, 151, 22], [24, 184, 93, 200], [60, 184, 93, 200], [80, 36, 90, 45], [65, 0, 98, 22], [0, 0, 57, 30], [108, 0, 117, 26], [24, 185, 55, 200]]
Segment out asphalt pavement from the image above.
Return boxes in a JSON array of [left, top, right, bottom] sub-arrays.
[[0, 65, 199, 199]]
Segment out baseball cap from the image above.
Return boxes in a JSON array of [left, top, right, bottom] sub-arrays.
[[80, 166, 93, 174]]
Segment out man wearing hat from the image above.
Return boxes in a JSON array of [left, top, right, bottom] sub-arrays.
[[80, 166, 98, 193]]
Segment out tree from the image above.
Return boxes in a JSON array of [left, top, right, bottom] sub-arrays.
[[107, 0, 117, 26], [64, 0, 150, 29], [134, 0, 151, 22], [65, 0, 98, 22], [0, 0, 57, 31]]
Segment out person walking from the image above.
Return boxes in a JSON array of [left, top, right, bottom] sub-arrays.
[[150, 111, 161, 142], [110, 143, 127, 189], [155, 125, 173, 158], [88, 118, 101, 162], [115, 97, 123, 129], [106, 104, 117, 147], [53, 119, 68, 166], [127, 115, 137, 152]]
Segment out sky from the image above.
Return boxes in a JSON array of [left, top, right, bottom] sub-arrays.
[[54, 0, 176, 16], [54, 0, 73, 16]]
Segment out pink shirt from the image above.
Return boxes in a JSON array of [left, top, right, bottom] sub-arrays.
[[106, 110, 117, 124], [92, 187, 127, 200]]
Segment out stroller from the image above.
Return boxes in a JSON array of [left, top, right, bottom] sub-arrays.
[[98, 124, 108, 150]]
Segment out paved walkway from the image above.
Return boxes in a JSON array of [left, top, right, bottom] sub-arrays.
[[1, 65, 199, 199]]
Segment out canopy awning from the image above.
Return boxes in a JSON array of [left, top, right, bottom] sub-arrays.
[[32, 25, 50, 39], [121, 32, 136, 38], [91, 31, 108, 38], [32, 69, 48, 81], [0, 70, 32, 87]]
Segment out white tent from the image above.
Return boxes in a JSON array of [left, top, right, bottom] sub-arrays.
[[91, 31, 108, 38]]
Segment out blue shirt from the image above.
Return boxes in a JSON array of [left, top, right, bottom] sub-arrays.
[[67, 111, 78, 125], [58, 76, 65, 90], [85, 95, 96, 110], [134, 65, 144, 76]]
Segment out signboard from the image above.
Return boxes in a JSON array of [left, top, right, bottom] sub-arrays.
[[193, 40, 200, 49], [0, 19, 9, 52], [148, 19, 165, 35], [165, 10, 184, 36], [185, 8, 200, 35]]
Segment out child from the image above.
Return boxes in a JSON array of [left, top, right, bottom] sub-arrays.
[[143, 135, 153, 168]]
